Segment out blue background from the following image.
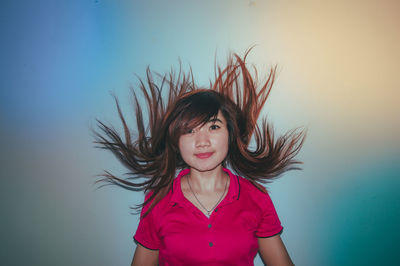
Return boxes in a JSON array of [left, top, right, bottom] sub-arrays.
[[1, 1, 399, 265]]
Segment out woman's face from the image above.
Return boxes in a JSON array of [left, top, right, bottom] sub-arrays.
[[178, 111, 229, 173]]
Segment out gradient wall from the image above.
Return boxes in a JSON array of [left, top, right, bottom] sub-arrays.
[[1, 0, 399, 265]]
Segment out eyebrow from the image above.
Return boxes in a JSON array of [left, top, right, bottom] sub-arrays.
[[208, 118, 223, 123]]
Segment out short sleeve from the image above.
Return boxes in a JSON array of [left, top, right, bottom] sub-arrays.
[[133, 193, 161, 250], [255, 192, 283, 238]]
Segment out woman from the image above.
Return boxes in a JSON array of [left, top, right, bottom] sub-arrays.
[[93, 51, 305, 265]]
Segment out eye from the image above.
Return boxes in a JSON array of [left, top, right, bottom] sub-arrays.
[[210, 124, 220, 130], [183, 128, 195, 135]]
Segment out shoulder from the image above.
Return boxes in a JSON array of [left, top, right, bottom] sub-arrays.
[[237, 175, 266, 196], [141, 188, 174, 218], [142, 168, 188, 216], [236, 175, 276, 211]]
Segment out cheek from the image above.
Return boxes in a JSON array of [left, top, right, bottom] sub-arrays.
[[216, 131, 230, 154], [223, 139, 229, 155], [178, 137, 191, 159]]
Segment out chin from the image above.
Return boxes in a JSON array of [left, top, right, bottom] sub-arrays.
[[190, 162, 223, 173]]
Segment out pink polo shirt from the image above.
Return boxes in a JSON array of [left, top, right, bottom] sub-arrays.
[[134, 168, 283, 265]]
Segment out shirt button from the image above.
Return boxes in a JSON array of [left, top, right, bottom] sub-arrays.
[[208, 224, 212, 228], [214, 208, 218, 212], [209, 242, 213, 247]]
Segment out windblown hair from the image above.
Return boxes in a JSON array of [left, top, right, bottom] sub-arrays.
[[93, 50, 306, 216]]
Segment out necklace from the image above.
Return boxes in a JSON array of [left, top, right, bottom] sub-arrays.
[[187, 174, 229, 218]]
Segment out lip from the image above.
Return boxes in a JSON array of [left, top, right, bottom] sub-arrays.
[[195, 152, 214, 159]]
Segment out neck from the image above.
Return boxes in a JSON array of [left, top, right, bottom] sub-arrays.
[[188, 165, 227, 193]]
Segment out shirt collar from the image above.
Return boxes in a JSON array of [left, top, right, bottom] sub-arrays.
[[170, 167, 240, 206]]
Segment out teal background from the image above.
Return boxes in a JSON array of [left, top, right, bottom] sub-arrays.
[[1, 1, 399, 265]]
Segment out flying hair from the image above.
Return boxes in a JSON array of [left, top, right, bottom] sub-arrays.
[[92, 49, 306, 217]]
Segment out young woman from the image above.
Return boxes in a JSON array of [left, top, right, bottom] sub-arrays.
[[93, 51, 305, 265]]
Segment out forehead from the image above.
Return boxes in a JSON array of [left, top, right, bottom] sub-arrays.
[[211, 111, 226, 123], [171, 90, 228, 136], [192, 110, 226, 128], [181, 110, 224, 130]]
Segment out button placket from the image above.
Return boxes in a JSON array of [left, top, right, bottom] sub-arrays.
[[206, 218, 215, 249]]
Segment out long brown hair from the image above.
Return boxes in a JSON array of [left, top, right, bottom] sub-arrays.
[[92, 50, 306, 216]]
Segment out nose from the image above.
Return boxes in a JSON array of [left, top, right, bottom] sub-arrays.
[[195, 128, 210, 148]]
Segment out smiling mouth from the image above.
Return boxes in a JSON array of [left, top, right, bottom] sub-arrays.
[[195, 152, 214, 159]]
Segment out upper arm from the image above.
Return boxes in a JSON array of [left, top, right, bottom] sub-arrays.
[[258, 235, 294, 266], [131, 243, 159, 266]]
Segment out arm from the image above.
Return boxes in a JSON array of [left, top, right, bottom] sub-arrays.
[[131, 243, 159, 266], [258, 235, 294, 266]]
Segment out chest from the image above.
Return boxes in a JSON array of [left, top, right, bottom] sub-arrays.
[[156, 201, 261, 265]]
